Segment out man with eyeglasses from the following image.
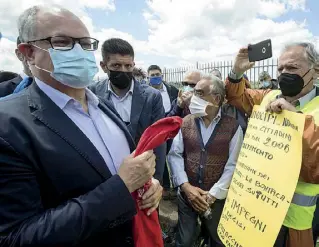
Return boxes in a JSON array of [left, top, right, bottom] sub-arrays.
[[0, 5, 162, 247], [167, 69, 203, 118], [168, 75, 243, 247]]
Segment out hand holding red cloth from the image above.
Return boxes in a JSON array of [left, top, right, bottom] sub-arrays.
[[132, 116, 183, 247]]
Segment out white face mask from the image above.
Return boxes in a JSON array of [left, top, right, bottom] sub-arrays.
[[189, 95, 211, 117]]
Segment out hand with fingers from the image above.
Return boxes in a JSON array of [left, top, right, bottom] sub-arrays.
[[177, 90, 193, 109], [181, 182, 209, 213], [265, 98, 297, 114], [118, 150, 156, 193], [233, 47, 255, 75], [139, 178, 163, 216]]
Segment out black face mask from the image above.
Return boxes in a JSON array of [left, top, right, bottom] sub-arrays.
[[279, 69, 311, 97], [108, 70, 133, 90]]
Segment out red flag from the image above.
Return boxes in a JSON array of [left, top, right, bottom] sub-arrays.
[[132, 116, 183, 247]]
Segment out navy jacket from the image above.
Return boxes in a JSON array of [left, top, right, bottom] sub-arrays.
[[0, 74, 22, 97], [0, 83, 137, 247], [90, 80, 166, 181]]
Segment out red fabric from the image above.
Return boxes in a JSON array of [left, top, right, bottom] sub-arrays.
[[132, 116, 183, 247]]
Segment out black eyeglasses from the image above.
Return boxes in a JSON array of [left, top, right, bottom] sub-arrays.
[[28, 36, 99, 51], [182, 81, 196, 88]]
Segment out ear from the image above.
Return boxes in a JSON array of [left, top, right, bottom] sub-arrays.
[[18, 44, 35, 65], [15, 48, 24, 62], [100, 61, 107, 73]]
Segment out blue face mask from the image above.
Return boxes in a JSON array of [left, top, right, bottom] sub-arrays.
[[263, 81, 271, 87], [35, 44, 98, 88], [149, 76, 162, 86]]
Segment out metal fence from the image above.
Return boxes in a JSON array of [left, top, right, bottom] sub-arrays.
[[163, 58, 279, 89]]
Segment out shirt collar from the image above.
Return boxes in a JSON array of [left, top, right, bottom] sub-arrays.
[[35, 78, 99, 109], [200, 107, 222, 124], [108, 80, 134, 99], [297, 87, 316, 109], [159, 83, 167, 92], [20, 71, 28, 80]]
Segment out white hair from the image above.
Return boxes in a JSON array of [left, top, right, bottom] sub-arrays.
[[18, 5, 74, 42], [284, 42, 319, 72], [209, 68, 222, 79], [184, 69, 205, 80], [202, 74, 226, 105]]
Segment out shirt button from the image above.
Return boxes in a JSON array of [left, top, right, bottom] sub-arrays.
[[199, 180, 202, 184], [201, 148, 205, 152], [200, 165, 203, 169]]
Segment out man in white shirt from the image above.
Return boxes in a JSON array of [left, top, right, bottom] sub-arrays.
[[90, 38, 166, 182], [168, 75, 243, 247], [147, 65, 179, 114]]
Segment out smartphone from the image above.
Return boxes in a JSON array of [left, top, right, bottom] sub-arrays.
[[248, 39, 272, 62]]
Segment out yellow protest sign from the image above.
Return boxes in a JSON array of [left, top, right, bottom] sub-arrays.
[[218, 105, 305, 247]]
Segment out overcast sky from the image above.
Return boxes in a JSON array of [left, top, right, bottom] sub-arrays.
[[0, 0, 318, 79]]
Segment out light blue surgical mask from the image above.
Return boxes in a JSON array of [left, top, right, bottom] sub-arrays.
[[149, 76, 162, 86], [263, 81, 271, 88], [34, 44, 98, 89], [182, 85, 194, 92]]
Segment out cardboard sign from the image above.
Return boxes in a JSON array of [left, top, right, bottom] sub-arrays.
[[218, 105, 305, 247]]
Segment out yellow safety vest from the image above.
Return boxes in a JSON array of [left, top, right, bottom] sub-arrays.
[[260, 90, 319, 230]]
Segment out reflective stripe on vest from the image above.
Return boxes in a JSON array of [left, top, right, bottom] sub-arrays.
[[292, 193, 318, 207], [260, 90, 319, 230]]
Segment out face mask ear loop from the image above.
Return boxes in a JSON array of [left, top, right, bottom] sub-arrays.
[[302, 68, 313, 90]]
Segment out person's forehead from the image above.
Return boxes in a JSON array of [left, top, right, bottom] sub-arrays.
[[279, 46, 308, 67], [148, 69, 161, 75], [195, 79, 210, 90], [107, 54, 134, 64], [184, 72, 200, 83], [36, 10, 89, 39]]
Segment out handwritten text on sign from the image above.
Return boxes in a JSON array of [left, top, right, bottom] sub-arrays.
[[217, 106, 305, 247]]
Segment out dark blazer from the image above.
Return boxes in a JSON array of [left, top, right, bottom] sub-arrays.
[[0, 74, 22, 97], [0, 83, 137, 247], [163, 82, 178, 104], [90, 80, 166, 181]]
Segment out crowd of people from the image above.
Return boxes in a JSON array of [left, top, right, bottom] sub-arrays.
[[1, 4, 319, 247]]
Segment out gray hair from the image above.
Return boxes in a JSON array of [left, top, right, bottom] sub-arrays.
[[184, 69, 204, 79], [202, 74, 226, 105], [284, 42, 319, 72], [209, 68, 222, 79], [18, 5, 72, 42]]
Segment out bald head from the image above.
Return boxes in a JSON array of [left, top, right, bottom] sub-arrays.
[[183, 70, 203, 87], [18, 5, 89, 42]]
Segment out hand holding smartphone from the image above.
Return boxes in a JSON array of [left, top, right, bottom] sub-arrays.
[[248, 39, 273, 62]]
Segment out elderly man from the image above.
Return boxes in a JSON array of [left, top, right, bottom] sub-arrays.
[[0, 5, 162, 247], [210, 68, 222, 80], [225, 42, 319, 247], [168, 75, 243, 247], [167, 69, 203, 118]]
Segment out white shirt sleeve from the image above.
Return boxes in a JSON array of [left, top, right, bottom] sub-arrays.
[[209, 126, 243, 199], [167, 129, 188, 187]]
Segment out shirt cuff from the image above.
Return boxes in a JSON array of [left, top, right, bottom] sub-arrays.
[[228, 69, 244, 81], [209, 186, 229, 200], [171, 172, 189, 188]]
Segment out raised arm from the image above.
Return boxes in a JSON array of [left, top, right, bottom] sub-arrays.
[[225, 47, 271, 116]]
